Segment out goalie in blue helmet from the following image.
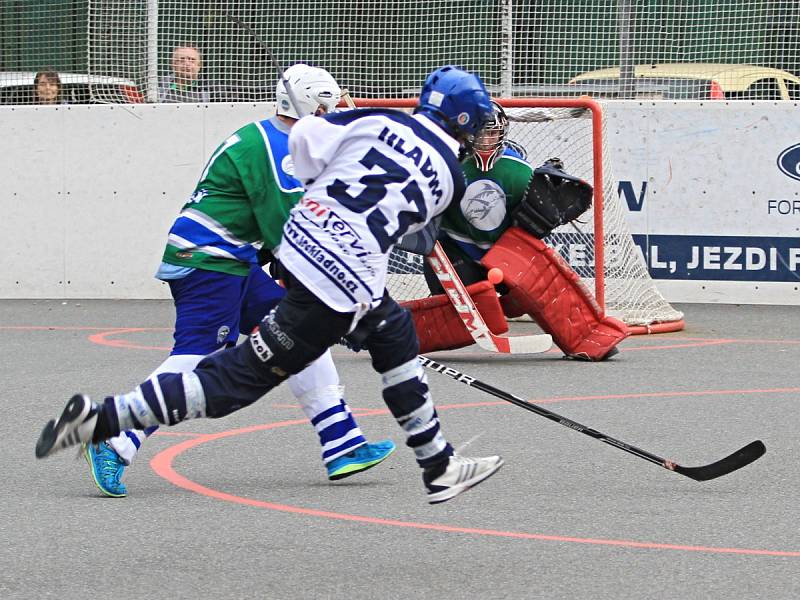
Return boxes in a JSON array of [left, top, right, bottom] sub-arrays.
[[414, 65, 493, 157]]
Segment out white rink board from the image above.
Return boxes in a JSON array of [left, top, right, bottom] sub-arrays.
[[603, 101, 799, 304], [0, 101, 798, 303], [0, 103, 271, 299]]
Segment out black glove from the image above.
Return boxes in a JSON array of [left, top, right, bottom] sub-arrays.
[[511, 160, 592, 239]]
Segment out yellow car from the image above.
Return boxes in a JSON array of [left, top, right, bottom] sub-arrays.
[[570, 63, 800, 100]]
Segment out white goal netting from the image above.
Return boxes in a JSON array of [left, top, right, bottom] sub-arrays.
[[385, 98, 684, 331], [0, 1, 798, 103]]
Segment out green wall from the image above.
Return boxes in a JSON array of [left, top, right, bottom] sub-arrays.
[[0, 0, 88, 72], [1, 1, 797, 92]]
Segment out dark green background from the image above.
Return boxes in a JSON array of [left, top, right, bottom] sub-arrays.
[[2, 0, 798, 97]]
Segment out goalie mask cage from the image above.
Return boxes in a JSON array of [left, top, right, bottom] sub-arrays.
[[363, 97, 684, 334]]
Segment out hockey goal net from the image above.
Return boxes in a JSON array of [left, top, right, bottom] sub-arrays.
[[358, 97, 684, 334]]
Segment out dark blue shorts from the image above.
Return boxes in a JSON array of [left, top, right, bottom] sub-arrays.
[[168, 266, 285, 356]]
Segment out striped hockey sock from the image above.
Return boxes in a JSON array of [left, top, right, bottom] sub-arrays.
[[296, 386, 366, 464], [382, 358, 453, 468], [110, 371, 207, 432]]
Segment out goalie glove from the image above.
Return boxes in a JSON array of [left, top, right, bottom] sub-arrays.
[[511, 159, 593, 239]]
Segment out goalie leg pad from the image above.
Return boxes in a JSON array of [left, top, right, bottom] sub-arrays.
[[481, 227, 629, 361], [400, 280, 508, 354]]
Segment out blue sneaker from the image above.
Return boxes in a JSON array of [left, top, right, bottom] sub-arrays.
[[326, 440, 396, 481], [83, 442, 128, 497]]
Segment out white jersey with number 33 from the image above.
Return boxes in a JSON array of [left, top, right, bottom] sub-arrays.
[[278, 108, 465, 314]]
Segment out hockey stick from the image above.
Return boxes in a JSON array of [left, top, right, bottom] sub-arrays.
[[226, 13, 302, 115], [419, 355, 766, 481], [340, 88, 357, 109], [428, 241, 552, 354]]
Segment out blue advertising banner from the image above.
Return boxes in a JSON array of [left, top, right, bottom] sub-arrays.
[[632, 235, 800, 282]]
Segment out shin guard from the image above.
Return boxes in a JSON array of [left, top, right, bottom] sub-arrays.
[[400, 280, 508, 354], [481, 227, 629, 361], [380, 358, 452, 468]]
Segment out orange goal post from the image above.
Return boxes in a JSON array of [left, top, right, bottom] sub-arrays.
[[347, 96, 684, 335]]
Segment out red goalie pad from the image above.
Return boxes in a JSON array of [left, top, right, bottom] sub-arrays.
[[400, 280, 508, 354], [481, 227, 629, 361]]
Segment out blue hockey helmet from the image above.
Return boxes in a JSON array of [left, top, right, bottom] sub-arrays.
[[414, 66, 493, 146]]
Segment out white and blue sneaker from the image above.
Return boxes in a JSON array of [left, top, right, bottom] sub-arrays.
[[35, 394, 100, 459], [326, 440, 396, 481], [83, 442, 128, 498], [423, 453, 504, 504]]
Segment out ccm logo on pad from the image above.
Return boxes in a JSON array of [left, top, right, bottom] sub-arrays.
[[777, 143, 800, 182]]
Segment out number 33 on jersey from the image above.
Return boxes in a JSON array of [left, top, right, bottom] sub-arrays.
[[277, 108, 466, 313]]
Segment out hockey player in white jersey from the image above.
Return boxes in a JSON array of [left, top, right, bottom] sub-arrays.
[[81, 64, 395, 498], [36, 66, 502, 504]]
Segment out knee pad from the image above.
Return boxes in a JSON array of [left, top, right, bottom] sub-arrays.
[[362, 301, 420, 373], [380, 356, 431, 420], [198, 311, 327, 420]]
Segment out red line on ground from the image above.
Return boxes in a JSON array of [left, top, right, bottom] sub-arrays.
[[206, 386, 800, 419], [5, 325, 799, 355], [87, 328, 171, 351], [623, 338, 800, 351], [622, 339, 734, 350], [524, 387, 800, 404], [13, 324, 795, 554], [0, 325, 170, 350], [435, 387, 800, 408], [271, 403, 385, 414], [150, 414, 799, 558], [9, 324, 798, 409], [0, 325, 119, 331]]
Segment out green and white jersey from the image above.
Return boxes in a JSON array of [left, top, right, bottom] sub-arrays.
[[160, 117, 303, 277], [440, 147, 532, 261]]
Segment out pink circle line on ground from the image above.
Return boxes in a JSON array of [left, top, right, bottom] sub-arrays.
[[4, 325, 799, 354], [87, 328, 171, 351], [80, 327, 799, 353], [149, 414, 799, 558]]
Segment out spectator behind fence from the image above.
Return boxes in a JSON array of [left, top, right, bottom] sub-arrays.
[[158, 44, 210, 103], [33, 70, 63, 104]]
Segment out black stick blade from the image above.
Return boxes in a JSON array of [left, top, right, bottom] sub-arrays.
[[669, 440, 766, 481]]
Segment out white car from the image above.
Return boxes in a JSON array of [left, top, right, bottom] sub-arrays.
[[0, 71, 144, 104]]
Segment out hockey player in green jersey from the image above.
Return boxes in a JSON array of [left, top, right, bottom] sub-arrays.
[[410, 101, 629, 360], [81, 64, 395, 498]]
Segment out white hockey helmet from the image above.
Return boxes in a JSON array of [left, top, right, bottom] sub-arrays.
[[276, 63, 342, 119]]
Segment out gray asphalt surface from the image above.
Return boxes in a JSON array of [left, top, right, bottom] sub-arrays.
[[1, 299, 798, 599]]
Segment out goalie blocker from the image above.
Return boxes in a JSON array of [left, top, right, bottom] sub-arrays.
[[511, 159, 593, 240], [481, 227, 628, 361]]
